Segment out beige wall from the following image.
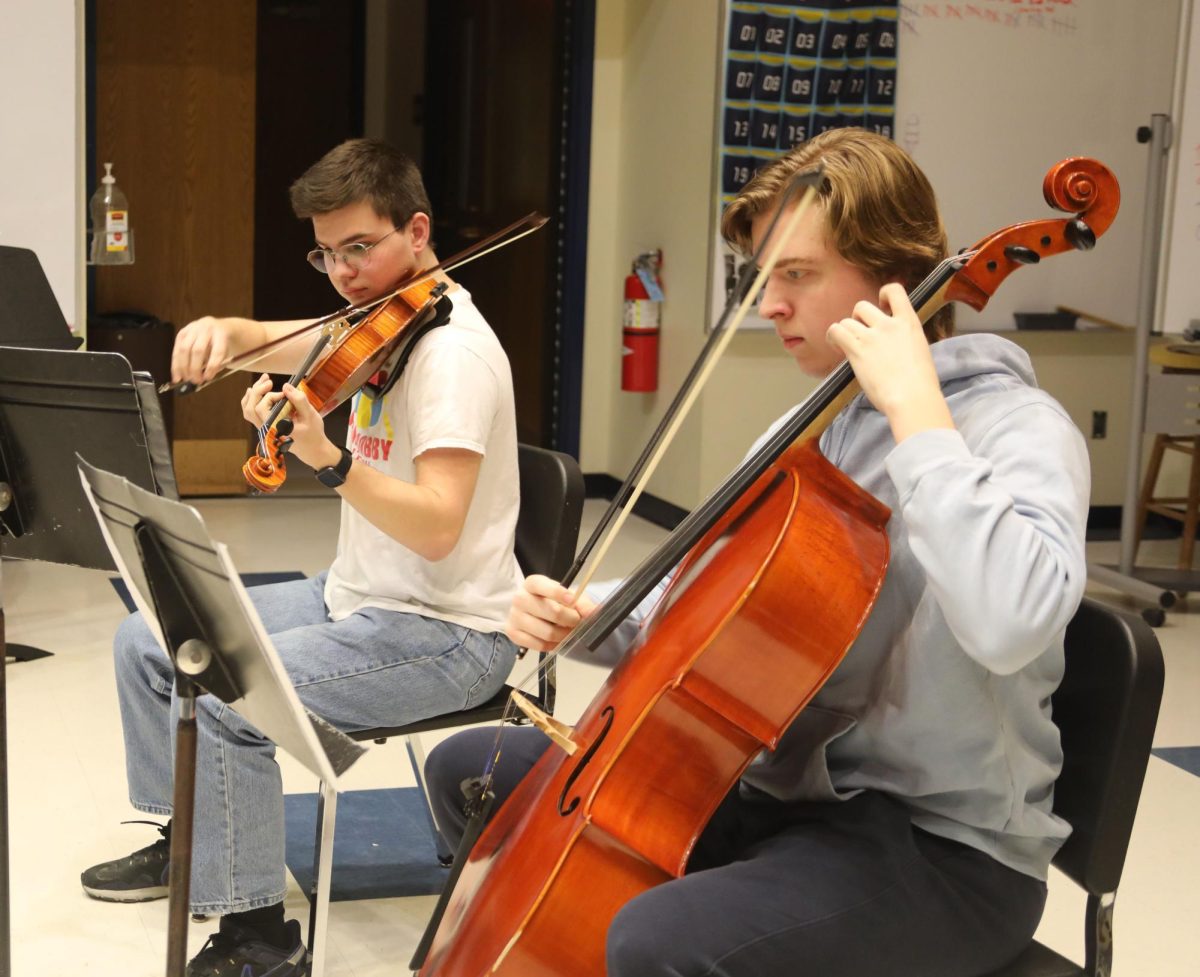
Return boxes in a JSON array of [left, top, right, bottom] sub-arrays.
[[580, 0, 1174, 511], [581, 1, 719, 504]]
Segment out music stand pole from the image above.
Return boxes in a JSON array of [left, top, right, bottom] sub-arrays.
[[133, 519, 236, 977], [167, 679, 199, 976], [0, 463, 25, 977], [0, 558, 11, 977], [78, 460, 367, 977]]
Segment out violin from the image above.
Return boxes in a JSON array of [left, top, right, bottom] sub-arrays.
[[414, 157, 1120, 977], [152, 213, 546, 493], [242, 275, 450, 493]]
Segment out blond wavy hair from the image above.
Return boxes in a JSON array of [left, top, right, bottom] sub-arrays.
[[720, 128, 954, 341]]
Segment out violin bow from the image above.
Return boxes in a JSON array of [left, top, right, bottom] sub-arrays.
[[158, 211, 548, 395]]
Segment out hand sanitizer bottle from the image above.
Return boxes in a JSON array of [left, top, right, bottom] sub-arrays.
[[89, 162, 134, 265]]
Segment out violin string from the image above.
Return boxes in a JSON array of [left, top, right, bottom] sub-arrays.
[[159, 213, 547, 395]]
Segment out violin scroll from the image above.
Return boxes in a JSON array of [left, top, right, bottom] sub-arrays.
[[242, 426, 289, 494], [944, 156, 1120, 313]]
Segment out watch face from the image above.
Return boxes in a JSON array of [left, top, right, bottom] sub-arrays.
[[316, 467, 345, 488], [316, 448, 351, 487]]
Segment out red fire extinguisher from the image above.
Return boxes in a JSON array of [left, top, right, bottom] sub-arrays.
[[622, 250, 662, 392]]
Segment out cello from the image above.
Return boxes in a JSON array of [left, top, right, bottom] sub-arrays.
[[415, 156, 1119, 977]]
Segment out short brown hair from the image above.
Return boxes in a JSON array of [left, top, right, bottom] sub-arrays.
[[289, 138, 433, 229], [721, 128, 953, 340]]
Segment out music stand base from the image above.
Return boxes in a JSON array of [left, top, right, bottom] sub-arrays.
[[4, 644, 51, 663]]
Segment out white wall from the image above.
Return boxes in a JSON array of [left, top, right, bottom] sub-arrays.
[[0, 0, 82, 334], [580, 0, 1186, 510]]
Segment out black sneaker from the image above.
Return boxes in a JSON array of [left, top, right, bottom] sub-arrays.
[[186, 919, 307, 977], [81, 820, 171, 903]]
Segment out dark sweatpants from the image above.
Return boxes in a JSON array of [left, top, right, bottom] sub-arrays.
[[425, 726, 1046, 977]]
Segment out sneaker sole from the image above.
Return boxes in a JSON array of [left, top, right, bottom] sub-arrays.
[[82, 883, 168, 903]]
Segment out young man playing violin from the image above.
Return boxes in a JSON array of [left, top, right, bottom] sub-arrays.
[[81, 138, 523, 976], [426, 127, 1091, 977]]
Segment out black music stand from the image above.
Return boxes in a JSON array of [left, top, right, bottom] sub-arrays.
[[0, 345, 173, 977], [78, 459, 366, 977], [0, 246, 86, 662], [0, 246, 78, 352]]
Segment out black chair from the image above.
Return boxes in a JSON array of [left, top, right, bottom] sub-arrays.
[[306, 443, 585, 975], [982, 597, 1165, 977]]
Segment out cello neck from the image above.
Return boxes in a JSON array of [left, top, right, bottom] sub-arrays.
[[558, 253, 965, 657]]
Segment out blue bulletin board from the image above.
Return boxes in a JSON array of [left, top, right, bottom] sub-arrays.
[[711, 1, 899, 329]]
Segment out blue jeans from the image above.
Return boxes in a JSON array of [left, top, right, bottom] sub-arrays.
[[114, 572, 516, 915]]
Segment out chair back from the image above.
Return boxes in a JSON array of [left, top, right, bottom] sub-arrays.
[[515, 443, 585, 580], [1051, 597, 1164, 895], [514, 444, 586, 716]]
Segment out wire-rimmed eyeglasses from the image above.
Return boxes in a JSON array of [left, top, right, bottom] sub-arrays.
[[306, 226, 400, 274]]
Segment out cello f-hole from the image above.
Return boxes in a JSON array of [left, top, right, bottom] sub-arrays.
[[558, 706, 615, 816]]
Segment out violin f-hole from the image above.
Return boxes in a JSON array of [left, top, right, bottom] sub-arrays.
[[558, 706, 614, 816]]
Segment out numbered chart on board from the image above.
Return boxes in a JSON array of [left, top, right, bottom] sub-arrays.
[[711, 1, 899, 330]]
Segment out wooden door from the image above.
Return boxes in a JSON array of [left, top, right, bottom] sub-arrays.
[[92, 0, 256, 494]]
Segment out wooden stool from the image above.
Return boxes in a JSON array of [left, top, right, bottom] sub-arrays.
[[1136, 343, 1200, 569], [1136, 434, 1200, 569]]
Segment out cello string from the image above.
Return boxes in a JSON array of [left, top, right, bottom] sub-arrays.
[[497, 250, 977, 717], [561, 170, 819, 583], [568, 179, 822, 598], [476, 177, 826, 785]]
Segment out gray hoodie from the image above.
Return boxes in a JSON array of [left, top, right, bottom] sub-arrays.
[[589, 333, 1090, 881]]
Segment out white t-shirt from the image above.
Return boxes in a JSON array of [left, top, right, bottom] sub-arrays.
[[324, 286, 522, 633]]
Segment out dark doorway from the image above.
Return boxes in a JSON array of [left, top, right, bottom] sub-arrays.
[[421, 0, 592, 451], [253, 0, 366, 480], [255, 0, 366, 322]]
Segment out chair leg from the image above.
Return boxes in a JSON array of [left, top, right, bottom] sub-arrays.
[[307, 779, 338, 977], [1179, 437, 1200, 570], [1135, 434, 1168, 560], [1084, 891, 1115, 977], [405, 734, 453, 864]]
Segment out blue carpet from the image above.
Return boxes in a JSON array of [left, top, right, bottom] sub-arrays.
[[1152, 746, 1200, 778], [109, 571, 306, 613], [284, 787, 449, 901], [110, 572, 451, 899]]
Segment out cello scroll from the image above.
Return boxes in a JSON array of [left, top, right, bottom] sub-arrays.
[[944, 157, 1119, 312]]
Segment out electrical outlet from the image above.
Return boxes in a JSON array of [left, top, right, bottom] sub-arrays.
[[1092, 410, 1107, 439]]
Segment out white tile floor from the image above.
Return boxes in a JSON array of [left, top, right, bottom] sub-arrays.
[[3, 496, 1197, 976]]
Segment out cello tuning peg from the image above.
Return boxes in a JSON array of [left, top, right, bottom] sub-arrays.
[[278, 437, 294, 455], [1003, 245, 1041, 265], [275, 418, 294, 437], [1064, 219, 1096, 252]]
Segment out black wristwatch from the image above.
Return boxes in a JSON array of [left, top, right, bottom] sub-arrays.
[[315, 446, 353, 488]]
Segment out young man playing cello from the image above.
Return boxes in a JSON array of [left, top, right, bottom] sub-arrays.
[[81, 138, 523, 976], [426, 128, 1091, 977]]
